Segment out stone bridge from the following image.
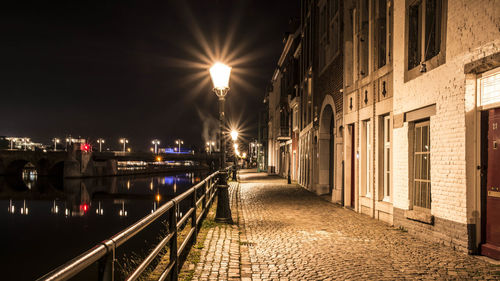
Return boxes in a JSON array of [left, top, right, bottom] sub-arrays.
[[0, 149, 220, 178]]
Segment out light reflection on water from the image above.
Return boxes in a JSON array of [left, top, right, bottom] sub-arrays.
[[0, 171, 206, 280]]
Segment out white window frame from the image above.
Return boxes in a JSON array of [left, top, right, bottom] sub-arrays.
[[383, 115, 391, 201], [364, 119, 371, 197]]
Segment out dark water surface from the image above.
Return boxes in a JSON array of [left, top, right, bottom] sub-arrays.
[[0, 171, 207, 280]]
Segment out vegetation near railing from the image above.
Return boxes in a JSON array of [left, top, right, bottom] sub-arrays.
[[37, 170, 227, 281]]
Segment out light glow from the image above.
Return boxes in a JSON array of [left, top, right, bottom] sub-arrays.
[[230, 130, 239, 141], [210, 62, 231, 90]]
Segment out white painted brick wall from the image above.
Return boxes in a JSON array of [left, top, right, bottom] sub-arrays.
[[392, 0, 500, 224]]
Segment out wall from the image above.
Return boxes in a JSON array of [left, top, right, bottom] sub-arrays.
[[392, 0, 500, 252]]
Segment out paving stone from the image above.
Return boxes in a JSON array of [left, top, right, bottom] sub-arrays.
[[190, 170, 500, 280]]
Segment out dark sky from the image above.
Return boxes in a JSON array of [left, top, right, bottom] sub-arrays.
[[0, 0, 299, 151]]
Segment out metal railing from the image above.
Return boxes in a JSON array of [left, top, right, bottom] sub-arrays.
[[37, 170, 226, 281]]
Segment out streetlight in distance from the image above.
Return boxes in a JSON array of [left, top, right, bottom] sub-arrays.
[[96, 138, 105, 152], [230, 130, 239, 180], [175, 139, 183, 154], [230, 130, 238, 142], [152, 139, 160, 154], [206, 141, 215, 154], [210, 62, 233, 224], [53, 138, 60, 151], [119, 138, 129, 152]]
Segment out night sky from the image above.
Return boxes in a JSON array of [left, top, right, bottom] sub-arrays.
[[0, 0, 299, 151]]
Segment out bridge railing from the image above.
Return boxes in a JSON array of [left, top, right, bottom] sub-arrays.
[[37, 170, 228, 281]]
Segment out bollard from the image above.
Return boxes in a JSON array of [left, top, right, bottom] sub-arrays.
[[215, 171, 233, 224], [232, 165, 237, 181]]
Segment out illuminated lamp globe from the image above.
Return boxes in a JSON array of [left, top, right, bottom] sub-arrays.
[[210, 62, 231, 96], [230, 130, 238, 141]]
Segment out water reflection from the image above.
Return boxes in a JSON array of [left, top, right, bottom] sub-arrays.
[[22, 164, 37, 189], [0, 171, 205, 280]]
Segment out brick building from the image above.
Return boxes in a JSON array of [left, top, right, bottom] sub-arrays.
[[343, 0, 395, 223], [390, 0, 500, 257], [267, 0, 500, 258]]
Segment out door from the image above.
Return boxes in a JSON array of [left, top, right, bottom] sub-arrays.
[[482, 108, 500, 260]]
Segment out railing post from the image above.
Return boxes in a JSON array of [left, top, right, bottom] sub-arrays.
[[169, 203, 178, 281], [97, 248, 114, 281], [192, 187, 197, 241], [203, 180, 208, 210]]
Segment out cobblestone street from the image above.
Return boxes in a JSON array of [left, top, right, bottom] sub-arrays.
[[192, 170, 500, 280]]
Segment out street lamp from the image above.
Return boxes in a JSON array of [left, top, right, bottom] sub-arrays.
[[230, 130, 238, 142], [96, 138, 105, 152], [119, 138, 129, 152], [210, 62, 233, 224], [230, 130, 239, 180], [175, 139, 183, 154], [152, 139, 160, 154], [6, 137, 17, 150], [206, 141, 215, 154], [53, 138, 60, 151], [210, 62, 231, 169]]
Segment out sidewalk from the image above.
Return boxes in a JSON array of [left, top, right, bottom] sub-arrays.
[[190, 170, 500, 280]]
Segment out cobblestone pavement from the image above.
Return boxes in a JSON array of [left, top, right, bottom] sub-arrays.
[[193, 171, 500, 280], [192, 181, 241, 281]]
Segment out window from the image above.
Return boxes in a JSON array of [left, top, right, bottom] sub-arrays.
[[382, 116, 391, 201], [363, 119, 371, 197], [319, 5, 327, 70], [407, 0, 443, 70], [377, 0, 390, 69], [413, 120, 431, 209], [360, 0, 369, 77], [329, 0, 340, 57]]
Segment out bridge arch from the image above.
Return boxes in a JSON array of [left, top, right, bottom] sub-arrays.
[[5, 160, 37, 190], [49, 161, 65, 177]]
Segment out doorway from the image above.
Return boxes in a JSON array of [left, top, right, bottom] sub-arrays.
[[481, 107, 500, 259], [347, 124, 356, 208], [329, 116, 335, 193]]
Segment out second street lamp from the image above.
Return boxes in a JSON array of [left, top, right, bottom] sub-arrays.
[[230, 130, 239, 180]]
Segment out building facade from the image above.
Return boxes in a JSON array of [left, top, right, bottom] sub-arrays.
[[267, 0, 500, 258]]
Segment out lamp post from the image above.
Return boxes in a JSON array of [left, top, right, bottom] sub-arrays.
[[152, 139, 160, 154], [210, 62, 232, 224], [206, 141, 215, 154], [230, 130, 239, 180], [53, 138, 60, 151], [119, 138, 129, 152], [6, 137, 16, 150], [97, 138, 105, 152], [210, 62, 231, 169], [175, 139, 183, 154]]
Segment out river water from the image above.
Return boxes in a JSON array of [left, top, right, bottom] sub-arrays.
[[0, 170, 208, 280]]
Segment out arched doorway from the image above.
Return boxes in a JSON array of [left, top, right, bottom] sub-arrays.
[[318, 104, 335, 196]]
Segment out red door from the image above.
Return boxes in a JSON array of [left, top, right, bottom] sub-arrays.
[[482, 108, 500, 260]]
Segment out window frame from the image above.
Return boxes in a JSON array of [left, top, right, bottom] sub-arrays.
[[375, 0, 392, 70], [362, 119, 372, 197], [382, 115, 391, 202], [411, 120, 431, 210], [404, 0, 447, 82]]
